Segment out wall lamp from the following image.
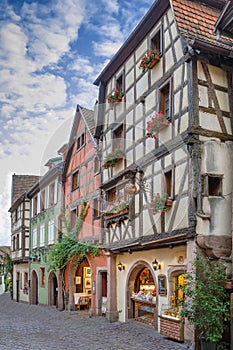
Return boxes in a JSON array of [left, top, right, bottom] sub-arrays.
[[152, 258, 161, 270], [117, 262, 125, 271]]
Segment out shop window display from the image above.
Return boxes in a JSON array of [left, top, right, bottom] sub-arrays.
[[159, 273, 186, 342], [131, 268, 157, 326]]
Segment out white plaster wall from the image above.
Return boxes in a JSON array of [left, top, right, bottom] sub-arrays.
[[125, 55, 134, 74], [197, 140, 233, 237], [136, 74, 148, 100], [116, 246, 187, 323]]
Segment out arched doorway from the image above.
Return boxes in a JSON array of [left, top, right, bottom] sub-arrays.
[[30, 270, 38, 305], [126, 261, 158, 329], [48, 271, 58, 307]]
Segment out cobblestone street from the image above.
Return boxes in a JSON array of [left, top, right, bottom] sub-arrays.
[[0, 293, 187, 350]]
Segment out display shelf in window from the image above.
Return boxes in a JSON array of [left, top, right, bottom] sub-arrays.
[[159, 304, 184, 342]]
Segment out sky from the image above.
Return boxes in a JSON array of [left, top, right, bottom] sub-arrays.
[[0, 0, 153, 246]]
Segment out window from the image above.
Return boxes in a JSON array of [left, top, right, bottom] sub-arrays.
[[202, 174, 223, 196], [113, 124, 124, 151], [49, 182, 55, 206], [40, 224, 45, 247], [72, 170, 79, 191], [106, 184, 128, 206], [93, 198, 100, 219], [16, 234, 19, 250], [40, 267, 45, 286], [77, 133, 85, 151], [159, 81, 172, 119], [40, 190, 45, 212], [94, 156, 100, 174], [12, 236, 16, 251], [71, 207, 79, 230], [33, 196, 38, 216], [151, 28, 162, 55], [48, 219, 55, 244], [116, 71, 125, 95], [164, 168, 174, 198], [32, 227, 37, 248]]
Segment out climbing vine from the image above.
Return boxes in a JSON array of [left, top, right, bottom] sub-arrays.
[[0, 248, 13, 292], [47, 201, 100, 271]]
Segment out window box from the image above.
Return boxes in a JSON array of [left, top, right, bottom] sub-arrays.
[[150, 193, 172, 214], [103, 208, 129, 220], [102, 201, 129, 219], [107, 89, 123, 109], [103, 149, 124, 168], [146, 112, 169, 138], [139, 50, 160, 74]]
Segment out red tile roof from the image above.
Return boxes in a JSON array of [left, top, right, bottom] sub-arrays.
[[172, 0, 233, 50]]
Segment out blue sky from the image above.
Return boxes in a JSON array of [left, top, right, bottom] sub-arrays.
[[0, 0, 153, 245]]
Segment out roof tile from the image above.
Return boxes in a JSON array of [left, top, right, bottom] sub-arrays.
[[172, 0, 233, 49]]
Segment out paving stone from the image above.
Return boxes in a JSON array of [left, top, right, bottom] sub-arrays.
[[0, 293, 188, 350]]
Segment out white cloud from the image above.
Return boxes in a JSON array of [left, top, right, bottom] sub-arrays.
[[101, 0, 119, 14], [0, 0, 153, 245], [93, 40, 122, 57]]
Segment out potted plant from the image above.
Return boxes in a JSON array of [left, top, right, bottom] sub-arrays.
[[102, 200, 129, 219], [103, 149, 124, 168], [179, 251, 231, 350], [139, 49, 160, 74], [146, 112, 169, 138], [150, 193, 172, 214], [107, 89, 123, 108]]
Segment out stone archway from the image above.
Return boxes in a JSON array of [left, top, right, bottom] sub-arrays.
[[126, 260, 158, 329], [30, 270, 38, 305], [48, 271, 58, 307]]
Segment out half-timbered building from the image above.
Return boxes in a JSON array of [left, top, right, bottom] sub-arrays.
[[8, 174, 39, 302], [94, 0, 233, 345], [62, 105, 107, 315]]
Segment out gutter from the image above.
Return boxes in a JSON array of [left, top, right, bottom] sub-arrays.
[[190, 38, 233, 58]]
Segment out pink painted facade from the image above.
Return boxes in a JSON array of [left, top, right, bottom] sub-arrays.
[[62, 105, 108, 314]]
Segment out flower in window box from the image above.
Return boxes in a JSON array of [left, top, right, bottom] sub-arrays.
[[139, 49, 160, 74], [146, 112, 169, 138], [107, 89, 123, 109], [102, 200, 129, 218], [150, 193, 172, 214], [103, 149, 124, 168]]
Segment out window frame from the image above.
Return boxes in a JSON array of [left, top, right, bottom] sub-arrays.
[[72, 170, 80, 191], [202, 174, 223, 197], [93, 197, 101, 219], [112, 123, 124, 152], [48, 219, 55, 245], [115, 70, 125, 96], [39, 223, 45, 247], [159, 78, 173, 121], [77, 132, 86, 152], [164, 167, 175, 199], [70, 206, 79, 231], [150, 26, 163, 56]]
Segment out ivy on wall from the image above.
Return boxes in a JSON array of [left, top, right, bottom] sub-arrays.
[[47, 201, 100, 270]]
